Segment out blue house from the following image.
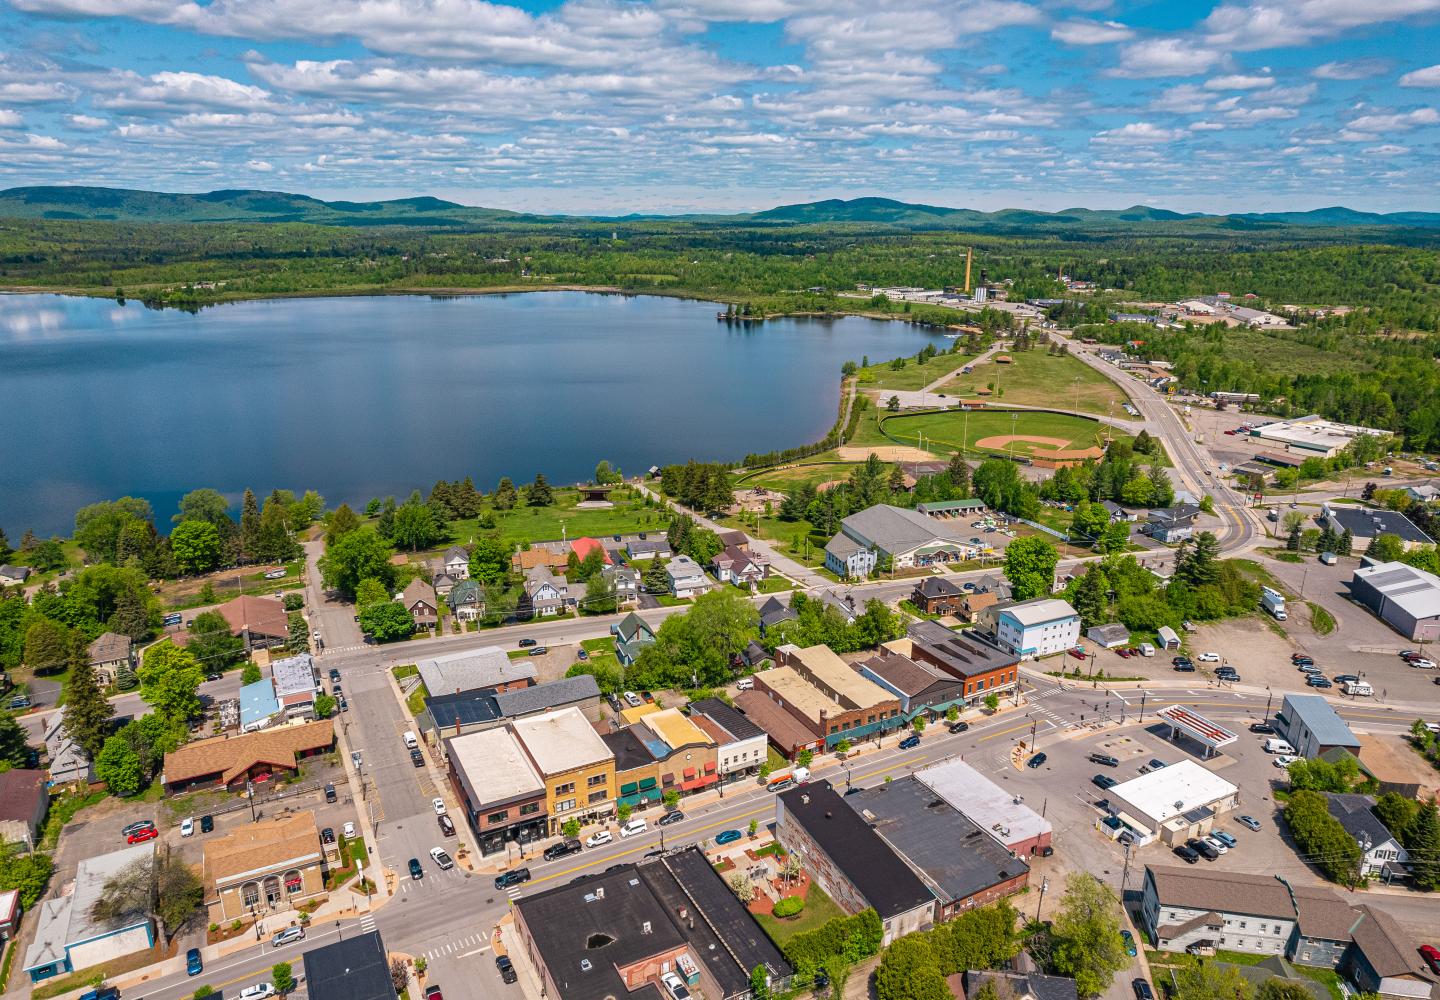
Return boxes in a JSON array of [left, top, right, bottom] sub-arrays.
[[24, 843, 156, 981], [240, 678, 281, 732]]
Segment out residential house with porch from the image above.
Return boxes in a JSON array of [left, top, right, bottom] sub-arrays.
[[625, 538, 671, 561], [911, 576, 963, 615], [1325, 794, 1410, 880], [402, 578, 439, 630], [0, 566, 31, 588], [86, 632, 134, 687], [442, 545, 470, 580], [43, 717, 93, 789], [511, 547, 569, 573], [710, 545, 767, 587], [522, 566, 567, 618], [431, 570, 457, 599], [1144, 505, 1201, 544], [957, 589, 999, 623], [602, 563, 641, 607], [217, 595, 289, 651], [614, 611, 656, 665], [446, 727, 549, 856], [204, 811, 326, 921], [665, 555, 710, 598], [448, 579, 484, 623]]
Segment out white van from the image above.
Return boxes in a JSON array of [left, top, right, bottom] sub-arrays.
[[735, 677, 754, 691], [1342, 680, 1374, 697], [619, 817, 648, 838], [403, 731, 418, 750], [1263, 738, 1297, 755], [1138, 643, 1155, 657]]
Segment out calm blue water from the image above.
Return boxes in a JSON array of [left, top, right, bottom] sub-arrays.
[[0, 291, 944, 536]]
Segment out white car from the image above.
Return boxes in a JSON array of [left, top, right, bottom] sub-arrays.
[[343, 821, 356, 838], [429, 847, 454, 870], [1203, 835, 1229, 854], [1273, 754, 1301, 768], [619, 818, 648, 838], [1197, 652, 1220, 663], [270, 927, 305, 947], [239, 985, 277, 1000], [585, 830, 613, 847], [432, 797, 447, 815], [1411, 658, 1437, 669], [180, 816, 194, 838], [661, 971, 691, 1000]]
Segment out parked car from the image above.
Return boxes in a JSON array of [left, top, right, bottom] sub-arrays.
[[1121, 930, 1137, 956], [126, 826, 158, 845], [898, 734, 921, 750], [660, 971, 691, 1000], [1186, 838, 1219, 861], [527, 647, 548, 656], [544, 839, 583, 861], [1292, 653, 1314, 665], [1171, 656, 1192, 668], [180, 817, 195, 838], [1306, 675, 1333, 688], [586, 830, 613, 847], [1211, 830, 1237, 848], [1410, 658, 1437, 669], [1273, 754, 1302, 768], [1333, 674, 1360, 685], [619, 818, 648, 838], [1420, 944, 1440, 975], [433, 797, 447, 815], [1133, 979, 1155, 1000], [322, 827, 336, 845], [623, 691, 643, 707], [495, 955, 518, 984], [411, 749, 426, 768], [270, 927, 305, 947], [494, 868, 531, 890], [1146, 758, 1167, 771], [438, 814, 456, 838], [1239, 815, 1262, 831], [186, 948, 203, 976], [715, 829, 742, 846], [1172, 661, 1195, 673], [423, 986, 443, 1000], [1173, 844, 1200, 864], [1026, 752, 1047, 769], [948, 720, 970, 734], [429, 847, 454, 870], [1197, 652, 1220, 662], [329, 668, 341, 682], [1215, 669, 1240, 681], [658, 810, 685, 826], [1203, 835, 1229, 854], [239, 984, 277, 1000], [1249, 722, 1275, 734], [1092, 774, 1118, 790], [121, 820, 154, 837], [1068, 646, 1087, 660], [351, 750, 362, 766]]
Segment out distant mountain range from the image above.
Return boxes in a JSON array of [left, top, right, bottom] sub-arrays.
[[3, 186, 1438, 230]]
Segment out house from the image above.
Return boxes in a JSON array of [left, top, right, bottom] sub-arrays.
[[614, 611, 656, 665], [624, 538, 672, 561], [848, 777, 1029, 922], [710, 544, 767, 587], [420, 675, 603, 739], [665, 555, 710, 598], [0, 889, 18, 943], [431, 570, 457, 598], [510, 707, 616, 835], [23, 843, 156, 982], [1104, 760, 1240, 846], [43, 718, 92, 788], [957, 590, 999, 623], [0, 769, 48, 848], [856, 650, 965, 720], [0, 565, 31, 588], [766, 644, 904, 747], [716, 529, 750, 551], [903, 620, 1020, 705], [568, 537, 612, 567], [216, 595, 289, 651], [817, 588, 861, 624], [417, 646, 535, 696], [203, 810, 326, 921], [1405, 482, 1440, 505], [758, 595, 798, 634], [271, 652, 319, 720], [1322, 503, 1433, 553], [1276, 694, 1361, 759], [1325, 794, 1410, 879], [916, 759, 1052, 856], [824, 504, 974, 578], [992, 598, 1081, 659], [602, 563, 641, 606], [511, 547, 569, 573], [523, 566, 567, 617], [513, 848, 791, 1000], [86, 632, 134, 687], [442, 545, 470, 580], [912, 576, 964, 615], [448, 579, 484, 622], [1349, 560, 1440, 641], [445, 727, 548, 856], [401, 578, 439, 630], [1343, 904, 1438, 998], [162, 719, 335, 793], [1100, 500, 1136, 524], [973, 573, 1012, 600], [239, 679, 281, 732], [1086, 623, 1131, 649], [304, 931, 395, 1000], [776, 781, 935, 944], [687, 698, 767, 782], [958, 970, 1077, 1000], [1144, 505, 1201, 544]]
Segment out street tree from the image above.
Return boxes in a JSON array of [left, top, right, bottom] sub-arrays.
[[137, 642, 204, 724], [1004, 536, 1059, 602], [64, 635, 114, 760], [358, 601, 415, 643], [272, 963, 296, 996], [1047, 874, 1129, 997]]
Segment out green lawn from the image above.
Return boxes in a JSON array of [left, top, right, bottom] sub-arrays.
[[754, 882, 848, 945], [879, 408, 1125, 460], [756, 576, 794, 593], [856, 348, 978, 391], [443, 487, 668, 549], [942, 349, 1133, 418]]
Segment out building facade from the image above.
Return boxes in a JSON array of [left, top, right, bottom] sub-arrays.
[[993, 598, 1081, 659]]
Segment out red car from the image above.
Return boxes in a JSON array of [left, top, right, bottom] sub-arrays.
[[1421, 945, 1440, 975], [1116, 647, 1132, 658], [1068, 646, 1087, 660], [126, 826, 159, 845]]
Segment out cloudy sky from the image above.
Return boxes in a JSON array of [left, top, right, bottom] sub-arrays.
[[0, 0, 1437, 214]]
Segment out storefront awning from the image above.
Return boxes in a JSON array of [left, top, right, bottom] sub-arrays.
[[703, 761, 716, 773], [638, 776, 658, 790], [680, 774, 719, 792], [620, 781, 639, 795], [682, 766, 697, 779], [618, 789, 664, 808]]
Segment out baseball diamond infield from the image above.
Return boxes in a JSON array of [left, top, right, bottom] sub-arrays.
[[972, 435, 1106, 460]]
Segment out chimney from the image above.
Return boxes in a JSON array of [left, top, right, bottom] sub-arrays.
[[801, 794, 810, 805], [642, 921, 652, 935], [595, 886, 605, 899]]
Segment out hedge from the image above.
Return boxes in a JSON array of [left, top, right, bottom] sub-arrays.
[[781, 908, 884, 974], [772, 896, 805, 919]]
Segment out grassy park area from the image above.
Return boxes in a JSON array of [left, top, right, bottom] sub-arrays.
[[443, 486, 668, 548], [855, 346, 978, 391], [942, 350, 1133, 418], [880, 408, 1121, 461]]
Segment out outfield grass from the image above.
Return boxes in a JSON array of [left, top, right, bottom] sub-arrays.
[[942, 349, 1133, 418], [879, 408, 1122, 459], [856, 347, 977, 391]]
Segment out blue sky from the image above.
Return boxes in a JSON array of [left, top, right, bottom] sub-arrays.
[[0, 0, 1437, 214]]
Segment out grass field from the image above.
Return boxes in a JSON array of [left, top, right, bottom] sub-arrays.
[[879, 408, 1121, 459], [942, 350, 1132, 417], [754, 882, 848, 945], [856, 346, 977, 391], [444, 488, 669, 547]]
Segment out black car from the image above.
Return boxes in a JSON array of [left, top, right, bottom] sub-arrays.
[[1092, 773, 1118, 790], [325, 783, 337, 803], [1173, 844, 1200, 864], [947, 720, 970, 734], [1132, 979, 1155, 1000], [409, 858, 424, 880], [411, 749, 426, 768], [1249, 722, 1275, 734], [1216, 670, 1241, 682], [543, 839, 583, 861], [658, 810, 685, 826], [899, 734, 921, 750], [1173, 661, 1196, 672], [1171, 656, 1192, 668], [518, 638, 537, 648], [1187, 837, 1220, 860], [496, 956, 518, 984], [205, 671, 222, 682], [322, 827, 336, 844], [1027, 752, 1047, 769], [495, 868, 532, 890], [329, 668, 341, 682], [200, 814, 214, 833]]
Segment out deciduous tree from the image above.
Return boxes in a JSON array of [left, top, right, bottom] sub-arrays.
[[24, 618, 71, 673], [96, 735, 145, 796], [468, 535, 511, 585], [90, 848, 204, 943], [137, 642, 204, 724], [358, 601, 415, 642], [171, 520, 223, 575], [319, 529, 395, 597], [325, 503, 361, 547], [1047, 874, 1129, 997], [1004, 536, 1059, 601]]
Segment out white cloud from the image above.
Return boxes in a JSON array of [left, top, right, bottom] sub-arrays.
[[0, 109, 22, 127], [1312, 59, 1389, 80], [96, 70, 272, 112], [1347, 106, 1440, 131], [1051, 19, 1133, 45], [1399, 64, 1440, 87], [1150, 84, 1211, 113], [1189, 121, 1225, 130], [1363, 144, 1409, 154], [1202, 0, 1440, 51], [66, 113, 108, 128], [1092, 121, 1181, 143], [1108, 38, 1225, 78], [245, 159, 274, 171], [1205, 74, 1274, 89]]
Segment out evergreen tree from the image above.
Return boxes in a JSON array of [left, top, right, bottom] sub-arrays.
[[376, 496, 397, 539], [494, 477, 518, 511], [1177, 531, 1221, 586], [1409, 799, 1440, 891], [239, 488, 261, 561], [1071, 566, 1109, 629], [64, 634, 114, 760], [643, 555, 670, 593], [888, 465, 907, 493], [19, 529, 38, 551], [109, 588, 153, 641], [0, 527, 10, 564], [1339, 528, 1354, 557], [1287, 523, 1302, 551], [256, 493, 296, 561], [528, 473, 554, 507]]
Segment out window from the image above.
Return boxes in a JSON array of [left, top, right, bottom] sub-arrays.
[[866, 715, 875, 725], [555, 782, 575, 796], [1239, 921, 1247, 929], [556, 798, 576, 812], [242, 881, 260, 907], [519, 803, 540, 816], [587, 773, 606, 787], [588, 790, 608, 804], [487, 810, 510, 824]]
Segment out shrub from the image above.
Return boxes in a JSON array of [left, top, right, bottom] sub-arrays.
[[772, 896, 805, 918], [282, 593, 304, 612]]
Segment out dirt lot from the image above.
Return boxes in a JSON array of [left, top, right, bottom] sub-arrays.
[[834, 445, 935, 462]]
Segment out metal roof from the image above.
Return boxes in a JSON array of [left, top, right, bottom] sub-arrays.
[[1281, 694, 1361, 749], [1353, 560, 1440, 619]]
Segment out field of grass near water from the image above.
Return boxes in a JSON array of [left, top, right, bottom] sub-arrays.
[[856, 346, 977, 391], [444, 487, 668, 547], [879, 408, 1122, 459], [943, 349, 1133, 418]]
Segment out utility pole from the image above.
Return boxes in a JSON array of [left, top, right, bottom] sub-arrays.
[[1035, 876, 1049, 923], [1139, 690, 1147, 724], [1120, 838, 1133, 894]]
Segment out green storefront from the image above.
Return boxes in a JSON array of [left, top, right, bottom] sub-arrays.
[[617, 775, 663, 809]]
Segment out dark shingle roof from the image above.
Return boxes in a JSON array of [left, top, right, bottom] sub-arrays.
[[915, 576, 963, 599], [601, 727, 655, 772], [493, 674, 600, 717], [778, 780, 933, 920], [855, 654, 949, 699], [1325, 793, 1400, 849], [303, 931, 394, 1000], [1326, 506, 1433, 544], [688, 698, 764, 743]]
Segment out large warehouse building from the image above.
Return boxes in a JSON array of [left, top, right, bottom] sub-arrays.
[[1248, 415, 1388, 457], [1349, 559, 1440, 641]]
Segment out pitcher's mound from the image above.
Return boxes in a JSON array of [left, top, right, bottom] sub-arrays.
[[835, 445, 935, 462]]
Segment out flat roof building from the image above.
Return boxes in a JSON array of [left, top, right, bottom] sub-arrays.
[[759, 645, 904, 748], [304, 931, 395, 1000], [1349, 560, 1440, 641], [418, 646, 535, 696], [1322, 504, 1433, 552], [421, 674, 602, 738], [445, 727, 548, 855], [1106, 760, 1239, 846], [915, 758, 1052, 856], [1250, 415, 1388, 457], [1277, 694, 1361, 759]]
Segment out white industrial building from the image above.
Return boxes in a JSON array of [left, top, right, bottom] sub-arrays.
[[1103, 760, 1239, 846], [1248, 415, 1388, 458], [1349, 560, 1440, 641]]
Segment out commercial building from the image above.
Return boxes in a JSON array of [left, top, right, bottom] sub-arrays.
[[1144, 505, 1201, 544], [421, 674, 602, 739], [304, 931, 396, 1000], [1349, 560, 1440, 641], [687, 699, 767, 782], [417, 646, 535, 697], [203, 811, 325, 921], [1153, 705, 1238, 760], [776, 782, 935, 944], [992, 598, 1081, 659], [511, 707, 616, 835], [23, 843, 156, 982], [1277, 694, 1361, 759], [602, 727, 663, 812], [1249, 415, 1388, 458], [239, 678, 282, 732], [0, 889, 18, 943], [903, 620, 1021, 703], [1104, 760, 1239, 846], [855, 650, 965, 720], [216, 595, 289, 651], [732, 689, 824, 759], [915, 759, 1052, 856], [848, 777, 1029, 921], [762, 644, 904, 747], [161, 719, 335, 793], [270, 653, 319, 720], [635, 708, 719, 794], [0, 769, 47, 849], [513, 847, 791, 1000], [446, 727, 548, 855], [824, 504, 974, 579], [1322, 505, 1434, 553]]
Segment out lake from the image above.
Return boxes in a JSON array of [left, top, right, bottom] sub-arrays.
[[0, 291, 946, 536]]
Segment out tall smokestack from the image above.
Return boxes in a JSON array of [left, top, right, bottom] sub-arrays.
[[964, 248, 973, 293]]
